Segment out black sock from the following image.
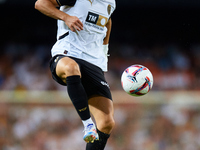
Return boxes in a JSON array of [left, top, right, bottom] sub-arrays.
[[66, 75, 90, 121], [86, 129, 110, 150]]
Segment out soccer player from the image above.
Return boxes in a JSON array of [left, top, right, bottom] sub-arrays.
[[35, 0, 116, 149]]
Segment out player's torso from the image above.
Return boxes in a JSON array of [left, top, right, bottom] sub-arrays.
[[53, 0, 115, 71], [58, 0, 116, 43]]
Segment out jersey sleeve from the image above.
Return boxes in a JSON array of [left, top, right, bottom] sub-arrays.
[[56, 0, 76, 6]]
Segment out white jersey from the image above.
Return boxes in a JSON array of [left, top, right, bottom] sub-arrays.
[[51, 0, 116, 71]]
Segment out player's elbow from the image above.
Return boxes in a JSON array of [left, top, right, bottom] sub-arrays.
[[34, 0, 42, 10], [35, 0, 39, 10]]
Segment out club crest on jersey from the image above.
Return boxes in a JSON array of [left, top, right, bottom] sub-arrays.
[[85, 12, 108, 30], [107, 4, 111, 15]]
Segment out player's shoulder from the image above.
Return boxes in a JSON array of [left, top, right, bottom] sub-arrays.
[[99, 0, 116, 13], [101, 0, 116, 7]]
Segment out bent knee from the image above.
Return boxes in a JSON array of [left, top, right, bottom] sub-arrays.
[[63, 62, 80, 76], [56, 58, 81, 80], [98, 117, 115, 134]]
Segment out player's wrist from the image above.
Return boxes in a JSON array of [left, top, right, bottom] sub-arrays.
[[103, 44, 109, 56], [62, 13, 70, 22]]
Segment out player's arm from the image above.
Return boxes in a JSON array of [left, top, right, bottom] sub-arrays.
[[35, 0, 83, 31], [102, 18, 112, 56], [103, 18, 112, 45]]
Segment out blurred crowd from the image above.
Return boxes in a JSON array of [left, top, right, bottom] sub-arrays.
[[0, 42, 200, 91], [1, 97, 200, 150]]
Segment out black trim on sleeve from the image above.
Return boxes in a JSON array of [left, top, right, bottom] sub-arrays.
[[56, 0, 76, 6], [58, 32, 69, 40], [56, 0, 61, 6]]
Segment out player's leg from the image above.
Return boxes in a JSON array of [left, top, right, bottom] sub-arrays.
[[86, 96, 115, 150], [54, 56, 98, 142]]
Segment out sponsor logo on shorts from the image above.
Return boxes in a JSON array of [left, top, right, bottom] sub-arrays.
[[101, 81, 110, 88], [54, 56, 59, 63]]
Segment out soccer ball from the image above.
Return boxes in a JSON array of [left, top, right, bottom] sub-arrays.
[[121, 65, 153, 96]]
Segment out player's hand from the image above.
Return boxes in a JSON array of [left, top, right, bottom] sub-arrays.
[[64, 15, 83, 32]]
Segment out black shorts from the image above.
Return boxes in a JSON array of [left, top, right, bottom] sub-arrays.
[[49, 55, 112, 100]]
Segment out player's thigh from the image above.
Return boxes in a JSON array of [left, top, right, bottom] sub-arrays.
[[88, 96, 115, 134], [56, 57, 81, 83]]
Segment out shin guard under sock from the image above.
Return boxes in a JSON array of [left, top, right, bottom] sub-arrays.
[[66, 75, 90, 121], [86, 129, 110, 150]]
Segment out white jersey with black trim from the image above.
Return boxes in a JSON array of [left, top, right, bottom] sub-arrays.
[[51, 0, 116, 72]]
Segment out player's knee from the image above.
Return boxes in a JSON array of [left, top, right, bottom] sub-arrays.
[[63, 61, 80, 77], [107, 118, 115, 131], [100, 117, 115, 133]]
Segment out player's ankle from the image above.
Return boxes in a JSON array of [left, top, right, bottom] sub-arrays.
[[82, 117, 94, 127]]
